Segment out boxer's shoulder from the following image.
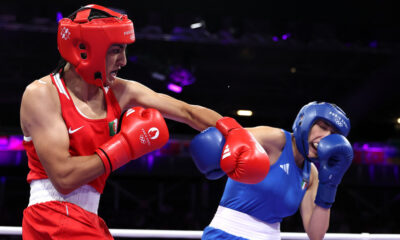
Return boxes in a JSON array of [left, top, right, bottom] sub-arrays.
[[22, 75, 60, 112], [247, 126, 285, 153], [25, 76, 55, 94]]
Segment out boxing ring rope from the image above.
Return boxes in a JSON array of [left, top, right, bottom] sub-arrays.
[[1, 226, 399, 239]]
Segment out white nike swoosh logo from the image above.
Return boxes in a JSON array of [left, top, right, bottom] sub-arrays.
[[126, 108, 135, 117], [68, 126, 84, 134]]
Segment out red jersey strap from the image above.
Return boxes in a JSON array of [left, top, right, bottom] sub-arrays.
[[103, 86, 122, 123], [51, 73, 75, 116]]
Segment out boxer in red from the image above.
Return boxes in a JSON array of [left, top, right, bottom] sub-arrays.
[[19, 4, 269, 239]]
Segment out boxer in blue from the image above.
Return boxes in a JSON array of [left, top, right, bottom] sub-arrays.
[[190, 101, 353, 240]]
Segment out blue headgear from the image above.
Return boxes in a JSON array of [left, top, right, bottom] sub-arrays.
[[292, 101, 350, 160]]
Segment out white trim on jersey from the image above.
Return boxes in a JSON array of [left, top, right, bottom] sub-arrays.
[[53, 73, 70, 100], [23, 136, 32, 142]]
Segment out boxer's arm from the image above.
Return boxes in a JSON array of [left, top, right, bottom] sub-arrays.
[[112, 78, 222, 131], [300, 164, 330, 240], [20, 80, 105, 194], [247, 126, 286, 157]]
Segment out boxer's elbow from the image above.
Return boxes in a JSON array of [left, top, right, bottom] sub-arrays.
[[49, 175, 77, 195], [47, 164, 80, 195], [307, 232, 326, 240]]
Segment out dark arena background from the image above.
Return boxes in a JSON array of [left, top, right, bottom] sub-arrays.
[[0, 0, 399, 239]]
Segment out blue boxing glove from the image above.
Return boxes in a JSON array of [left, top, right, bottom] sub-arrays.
[[315, 134, 353, 208], [189, 127, 226, 180]]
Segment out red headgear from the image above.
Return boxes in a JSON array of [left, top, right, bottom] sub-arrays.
[[57, 4, 135, 86]]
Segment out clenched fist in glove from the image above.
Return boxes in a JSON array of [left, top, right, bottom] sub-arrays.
[[96, 107, 169, 176], [315, 134, 353, 208], [216, 117, 270, 184], [189, 127, 226, 180]]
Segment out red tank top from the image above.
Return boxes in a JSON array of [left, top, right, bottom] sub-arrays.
[[23, 73, 122, 193]]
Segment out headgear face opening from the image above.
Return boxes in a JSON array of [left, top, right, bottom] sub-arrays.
[[292, 101, 350, 160], [57, 4, 135, 86]]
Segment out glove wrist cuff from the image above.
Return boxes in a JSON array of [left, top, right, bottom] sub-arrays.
[[315, 183, 338, 209], [216, 117, 242, 136], [95, 148, 111, 177], [97, 134, 132, 173]]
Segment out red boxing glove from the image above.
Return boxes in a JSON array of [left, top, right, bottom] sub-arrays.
[[216, 117, 270, 184], [96, 107, 169, 176]]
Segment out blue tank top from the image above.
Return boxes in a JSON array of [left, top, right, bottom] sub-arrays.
[[219, 130, 311, 223]]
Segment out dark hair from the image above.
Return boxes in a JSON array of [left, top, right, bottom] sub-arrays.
[[52, 7, 116, 77], [51, 58, 67, 77]]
